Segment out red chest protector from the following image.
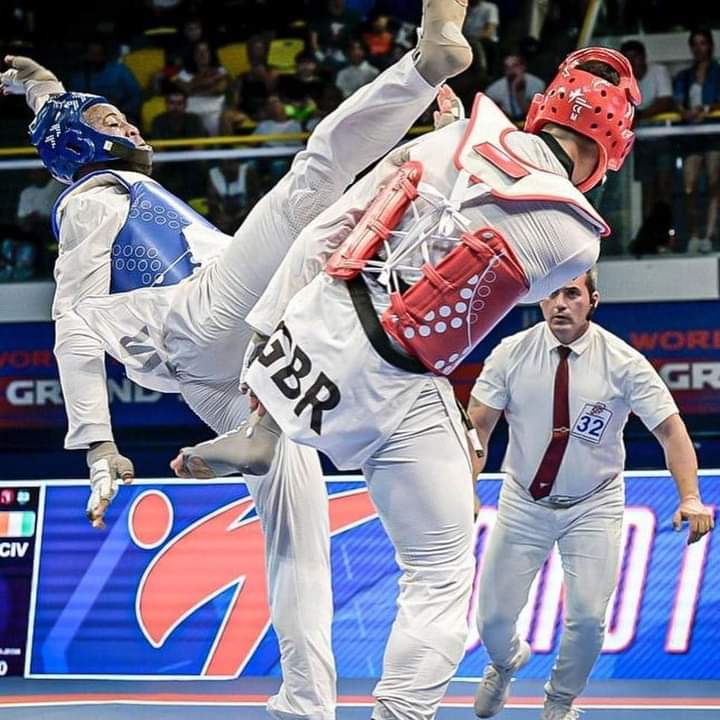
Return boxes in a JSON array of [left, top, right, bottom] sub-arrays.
[[326, 94, 609, 376]]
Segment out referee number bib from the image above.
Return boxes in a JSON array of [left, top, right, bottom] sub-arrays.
[[571, 402, 612, 444]]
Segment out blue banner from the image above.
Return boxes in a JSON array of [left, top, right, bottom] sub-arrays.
[[2, 300, 719, 430], [452, 300, 720, 414], [0, 323, 202, 430], [25, 473, 720, 680]]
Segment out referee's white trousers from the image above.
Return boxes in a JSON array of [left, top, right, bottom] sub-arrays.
[[165, 53, 439, 720], [363, 380, 476, 720], [476, 478, 624, 704]]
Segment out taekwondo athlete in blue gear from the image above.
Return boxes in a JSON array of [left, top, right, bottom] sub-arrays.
[[34, 92, 205, 294], [1, 31, 465, 717]]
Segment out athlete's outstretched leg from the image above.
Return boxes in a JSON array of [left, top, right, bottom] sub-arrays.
[[246, 439, 335, 720], [208, 0, 473, 321]]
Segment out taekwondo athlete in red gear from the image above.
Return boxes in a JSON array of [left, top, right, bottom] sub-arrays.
[[176, 46, 641, 720]]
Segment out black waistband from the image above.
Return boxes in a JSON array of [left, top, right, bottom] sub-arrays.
[[345, 274, 428, 375]]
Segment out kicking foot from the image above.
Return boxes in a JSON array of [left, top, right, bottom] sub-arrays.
[[474, 640, 531, 717], [414, 0, 473, 86], [171, 412, 282, 478], [543, 698, 582, 719]]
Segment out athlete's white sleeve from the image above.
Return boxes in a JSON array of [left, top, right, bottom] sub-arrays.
[[52, 187, 129, 449], [54, 311, 114, 449]]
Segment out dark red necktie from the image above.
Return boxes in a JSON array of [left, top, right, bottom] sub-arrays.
[[529, 345, 572, 500]]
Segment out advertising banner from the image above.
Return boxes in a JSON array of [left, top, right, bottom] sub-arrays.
[[5, 472, 716, 680], [0, 323, 201, 430], [1, 300, 719, 430], [454, 300, 720, 415]]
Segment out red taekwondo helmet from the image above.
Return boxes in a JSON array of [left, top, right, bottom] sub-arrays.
[[524, 47, 642, 192]]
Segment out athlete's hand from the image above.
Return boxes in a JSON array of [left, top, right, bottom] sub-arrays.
[[239, 332, 268, 416], [1, 55, 58, 95], [672, 495, 714, 544], [170, 449, 215, 479], [433, 83, 465, 130], [170, 451, 190, 478], [86, 441, 134, 530], [240, 382, 267, 417]]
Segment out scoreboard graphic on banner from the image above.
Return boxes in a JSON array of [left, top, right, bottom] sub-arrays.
[[0, 473, 716, 680], [0, 485, 40, 677]]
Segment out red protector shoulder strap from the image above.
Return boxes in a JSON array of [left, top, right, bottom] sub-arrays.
[[326, 161, 423, 280]]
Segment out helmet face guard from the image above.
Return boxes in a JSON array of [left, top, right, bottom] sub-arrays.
[[29, 92, 152, 184], [524, 47, 642, 192]]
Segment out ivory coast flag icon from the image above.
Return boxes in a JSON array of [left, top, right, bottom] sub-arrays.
[[0, 511, 36, 537]]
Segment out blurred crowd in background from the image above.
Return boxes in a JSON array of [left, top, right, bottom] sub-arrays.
[[1, 0, 720, 281]]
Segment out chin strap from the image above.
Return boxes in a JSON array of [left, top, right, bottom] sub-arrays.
[[106, 139, 154, 176]]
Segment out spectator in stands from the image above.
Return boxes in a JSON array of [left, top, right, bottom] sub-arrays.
[[464, 0, 499, 74], [362, 13, 395, 69], [0, 228, 36, 282], [150, 89, 207, 140], [150, 90, 208, 200], [70, 42, 142, 122], [485, 52, 545, 121], [174, 18, 206, 68], [310, 0, 362, 71], [622, 40, 676, 120], [253, 94, 303, 181], [277, 51, 325, 124], [236, 36, 278, 118], [156, 17, 208, 91], [219, 88, 254, 135], [207, 158, 260, 234], [253, 94, 303, 144], [518, 34, 555, 84], [15, 168, 63, 277], [171, 40, 229, 135], [305, 84, 344, 132], [336, 39, 380, 98], [674, 28, 720, 253], [621, 39, 677, 227]]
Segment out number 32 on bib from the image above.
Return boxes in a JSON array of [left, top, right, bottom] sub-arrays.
[[571, 402, 612, 444]]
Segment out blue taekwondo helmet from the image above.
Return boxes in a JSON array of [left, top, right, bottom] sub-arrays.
[[29, 92, 153, 184]]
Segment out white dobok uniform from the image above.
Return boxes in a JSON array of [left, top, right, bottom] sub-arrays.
[[245, 95, 610, 720], [51, 53, 438, 720]]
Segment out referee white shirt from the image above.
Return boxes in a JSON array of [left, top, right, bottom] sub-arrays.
[[471, 320, 679, 500]]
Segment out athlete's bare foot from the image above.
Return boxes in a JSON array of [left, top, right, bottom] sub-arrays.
[[170, 412, 282, 479]]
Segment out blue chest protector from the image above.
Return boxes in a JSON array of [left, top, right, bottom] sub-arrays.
[[53, 171, 220, 293]]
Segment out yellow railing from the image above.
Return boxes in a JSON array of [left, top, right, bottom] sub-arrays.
[[4, 113, 720, 158]]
